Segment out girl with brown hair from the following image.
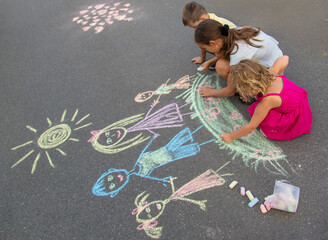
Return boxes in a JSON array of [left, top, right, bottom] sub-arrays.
[[195, 19, 283, 99]]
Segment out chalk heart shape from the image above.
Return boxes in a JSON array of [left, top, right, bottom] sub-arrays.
[[94, 26, 104, 34], [233, 125, 254, 139], [229, 110, 243, 120], [95, 4, 105, 9], [79, 10, 89, 15], [202, 107, 221, 120]]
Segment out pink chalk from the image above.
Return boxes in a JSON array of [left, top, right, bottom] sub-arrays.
[[260, 204, 267, 213], [240, 187, 246, 196]]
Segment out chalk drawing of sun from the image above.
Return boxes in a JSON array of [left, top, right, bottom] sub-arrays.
[[11, 109, 92, 174]]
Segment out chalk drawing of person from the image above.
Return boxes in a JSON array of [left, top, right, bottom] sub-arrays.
[[131, 162, 232, 239], [92, 126, 216, 198], [88, 102, 193, 154], [134, 75, 193, 105]]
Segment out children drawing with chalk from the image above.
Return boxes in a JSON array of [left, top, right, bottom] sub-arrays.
[[195, 19, 283, 99], [182, 2, 236, 72], [220, 56, 312, 142]]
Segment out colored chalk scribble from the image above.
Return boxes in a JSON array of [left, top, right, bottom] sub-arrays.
[[88, 102, 193, 154], [177, 72, 293, 175], [135, 75, 193, 106], [92, 126, 216, 198], [132, 162, 232, 239], [11, 109, 92, 174], [72, 2, 134, 34]]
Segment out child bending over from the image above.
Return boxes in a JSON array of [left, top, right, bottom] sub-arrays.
[[195, 19, 283, 98], [220, 56, 312, 143], [182, 2, 236, 72]]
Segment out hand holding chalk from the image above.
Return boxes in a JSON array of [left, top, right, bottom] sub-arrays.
[[197, 66, 204, 72], [220, 133, 233, 143]]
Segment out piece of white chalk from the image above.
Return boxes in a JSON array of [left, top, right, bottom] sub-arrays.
[[197, 66, 204, 71], [240, 187, 246, 196], [248, 197, 259, 207], [229, 181, 238, 189], [246, 190, 254, 201]]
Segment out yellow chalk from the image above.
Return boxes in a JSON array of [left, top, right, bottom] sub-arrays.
[[229, 181, 238, 189], [246, 190, 254, 201]]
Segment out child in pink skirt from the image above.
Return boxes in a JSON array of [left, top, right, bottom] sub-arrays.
[[220, 56, 312, 142]]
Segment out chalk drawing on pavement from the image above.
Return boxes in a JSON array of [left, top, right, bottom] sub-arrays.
[[88, 102, 194, 154], [11, 109, 92, 174], [132, 162, 232, 239], [72, 2, 135, 34], [177, 72, 293, 176], [134, 75, 193, 106], [92, 126, 216, 198]]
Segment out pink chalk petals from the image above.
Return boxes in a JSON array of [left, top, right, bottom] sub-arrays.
[[204, 97, 221, 105], [253, 149, 280, 160], [73, 2, 135, 34], [94, 26, 104, 34], [229, 110, 243, 120], [202, 107, 221, 120]]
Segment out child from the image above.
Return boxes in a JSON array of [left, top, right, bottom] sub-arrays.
[[220, 56, 312, 142], [195, 19, 283, 98], [182, 2, 236, 71]]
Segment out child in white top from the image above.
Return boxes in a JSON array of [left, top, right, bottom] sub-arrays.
[[195, 19, 283, 98]]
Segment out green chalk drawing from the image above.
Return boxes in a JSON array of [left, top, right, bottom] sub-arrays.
[[177, 72, 293, 175], [11, 109, 92, 174]]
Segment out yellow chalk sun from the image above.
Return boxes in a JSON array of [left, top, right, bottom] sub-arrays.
[[11, 109, 92, 174]]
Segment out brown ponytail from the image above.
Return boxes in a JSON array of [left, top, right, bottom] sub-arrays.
[[195, 19, 262, 60]]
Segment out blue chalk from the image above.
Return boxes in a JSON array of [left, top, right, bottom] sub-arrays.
[[248, 197, 259, 207]]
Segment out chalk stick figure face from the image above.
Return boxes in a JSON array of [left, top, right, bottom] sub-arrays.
[[134, 91, 154, 102], [136, 201, 165, 223], [92, 169, 129, 197], [96, 127, 126, 146]]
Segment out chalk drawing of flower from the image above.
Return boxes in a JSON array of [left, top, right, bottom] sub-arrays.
[[229, 110, 243, 120], [254, 150, 279, 161], [204, 97, 221, 105], [194, 82, 213, 92], [72, 2, 135, 34], [202, 107, 221, 120]]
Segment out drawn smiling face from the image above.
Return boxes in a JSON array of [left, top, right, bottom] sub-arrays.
[[92, 169, 129, 197], [96, 127, 126, 146], [136, 201, 165, 223]]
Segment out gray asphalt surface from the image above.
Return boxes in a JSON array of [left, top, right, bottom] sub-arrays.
[[1, 0, 327, 239]]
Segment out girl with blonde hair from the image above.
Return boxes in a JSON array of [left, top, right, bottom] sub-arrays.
[[220, 56, 312, 142]]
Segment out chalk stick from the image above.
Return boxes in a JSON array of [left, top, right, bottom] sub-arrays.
[[248, 197, 259, 207], [240, 187, 246, 196], [246, 190, 254, 201], [229, 181, 238, 189], [264, 202, 271, 211], [197, 66, 204, 71], [260, 204, 267, 213]]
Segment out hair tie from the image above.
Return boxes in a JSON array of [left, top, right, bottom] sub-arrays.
[[221, 24, 229, 36]]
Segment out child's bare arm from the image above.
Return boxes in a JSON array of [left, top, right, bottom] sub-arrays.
[[220, 97, 281, 143], [270, 56, 289, 75]]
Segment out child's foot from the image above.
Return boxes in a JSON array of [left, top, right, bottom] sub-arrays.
[[199, 87, 220, 97]]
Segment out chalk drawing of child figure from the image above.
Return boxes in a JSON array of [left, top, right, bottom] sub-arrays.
[[92, 126, 216, 198], [132, 162, 232, 239], [88, 102, 193, 154], [134, 75, 193, 105]]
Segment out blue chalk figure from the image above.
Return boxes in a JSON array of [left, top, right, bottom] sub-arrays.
[[92, 126, 215, 198]]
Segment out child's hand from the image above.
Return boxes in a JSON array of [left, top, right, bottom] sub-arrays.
[[220, 133, 233, 143], [191, 56, 204, 64]]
